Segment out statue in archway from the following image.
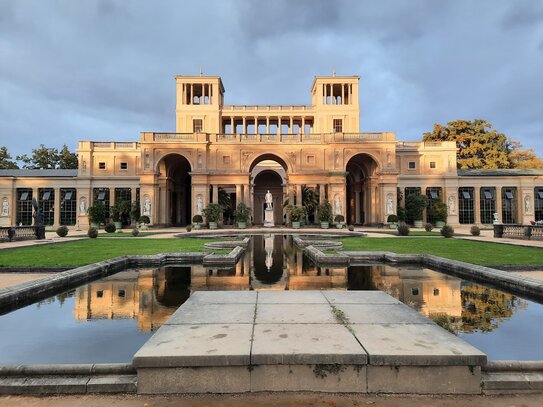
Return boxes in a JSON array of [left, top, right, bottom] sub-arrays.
[[1, 198, 8, 217], [334, 195, 342, 215], [143, 196, 151, 216], [265, 190, 273, 210], [196, 195, 204, 215]]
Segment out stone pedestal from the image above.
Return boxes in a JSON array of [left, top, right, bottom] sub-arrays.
[[264, 208, 274, 227]]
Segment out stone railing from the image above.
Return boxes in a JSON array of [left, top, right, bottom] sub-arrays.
[[92, 142, 139, 149], [494, 224, 543, 240], [153, 133, 196, 141], [222, 105, 313, 111], [340, 133, 384, 141], [0, 226, 42, 242]]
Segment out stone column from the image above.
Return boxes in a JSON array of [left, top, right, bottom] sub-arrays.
[[301, 117, 305, 134], [53, 188, 61, 226], [319, 184, 326, 203], [341, 83, 344, 105], [495, 187, 502, 223], [230, 117, 234, 134], [254, 117, 258, 134], [244, 184, 251, 207], [235, 184, 242, 206], [296, 184, 302, 206], [212, 184, 219, 204], [355, 190, 360, 224], [474, 187, 481, 225], [289, 117, 293, 134], [243, 117, 246, 134], [266, 117, 270, 135], [278, 118, 282, 137]]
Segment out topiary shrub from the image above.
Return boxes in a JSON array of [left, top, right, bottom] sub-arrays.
[[131, 228, 140, 237], [88, 227, 98, 238], [470, 225, 481, 236], [140, 215, 150, 225], [424, 223, 433, 232], [348, 225, 354, 232], [104, 222, 116, 233], [56, 225, 68, 237], [387, 214, 398, 223], [440, 225, 455, 238], [397, 222, 410, 236], [186, 224, 192, 232]]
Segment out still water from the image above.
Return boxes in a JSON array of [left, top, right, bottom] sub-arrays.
[[0, 234, 541, 363]]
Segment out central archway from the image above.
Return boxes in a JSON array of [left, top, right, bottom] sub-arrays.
[[157, 154, 192, 226], [346, 153, 379, 225], [249, 154, 287, 225]]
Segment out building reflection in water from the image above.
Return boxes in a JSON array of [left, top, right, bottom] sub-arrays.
[[74, 235, 524, 334]]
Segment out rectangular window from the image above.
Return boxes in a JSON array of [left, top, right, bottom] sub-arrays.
[[535, 187, 543, 222], [120, 162, 128, 170], [333, 119, 343, 133], [408, 161, 416, 170], [193, 119, 203, 133], [114, 188, 132, 226], [98, 162, 106, 170], [39, 188, 55, 226], [60, 188, 76, 226], [430, 161, 436, 169], [480, 187, 496, 224], [306, 155, 316, 165], [426, 187, 442, 224], [411, 288, 419, 296], [222, 155, 231, 165], [16, 188, 33, 226], [502, 187, 517, 224], [404, 187, 421, 197], [93, 188, 110, 219], [459, 187, 475, 224], [96, 290, 103, 298]]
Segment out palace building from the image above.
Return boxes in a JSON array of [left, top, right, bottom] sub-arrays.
[[1, 73, 542, 228]]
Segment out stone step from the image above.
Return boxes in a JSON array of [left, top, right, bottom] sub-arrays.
[[0, 374, 137, 395], [482, 371, 543, 394]]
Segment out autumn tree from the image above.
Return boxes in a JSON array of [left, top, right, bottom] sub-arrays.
[[16, 144, 78, 169], [0, 146, 19, 169]]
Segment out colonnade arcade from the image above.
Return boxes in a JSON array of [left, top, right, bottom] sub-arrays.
[[151, 151, 390, 227]]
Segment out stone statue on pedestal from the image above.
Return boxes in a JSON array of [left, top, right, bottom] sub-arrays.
[[265, 190, 273, 209], [264, 190, 274, 227]]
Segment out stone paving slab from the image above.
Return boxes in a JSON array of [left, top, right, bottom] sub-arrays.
[[133, 324, 253, 367], [189, 290, 257, 304], [251, 323, 367, 365], [338, 303, 433, 325], [255, 304, 336, 324], [165, 303, 255, 325], [350, 323, 487, 366], [257, 290, 327, 304], [323, 290, 401, 304]]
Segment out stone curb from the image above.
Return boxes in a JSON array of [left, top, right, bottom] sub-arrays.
[[483, 361, 543, 372], [203, 246, 246, 266]]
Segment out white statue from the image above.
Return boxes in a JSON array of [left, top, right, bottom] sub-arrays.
[[79, 198, 87, 215], [196, 195, 204, 215], [493, 212, 499, 224], [265, 190, 273, 210], [143, 197, 151, 216], [334, 195, 342, 215], [447, 196, 456, 215], [1, 198, 8, 217], [386, 194, 394, 215], [525, 195, 531, 213], [264, 235, 274, 270]]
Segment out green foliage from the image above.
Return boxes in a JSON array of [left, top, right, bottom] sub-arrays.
[[110, 205, 120, 222], [192, 214, 203, 224], [286, 205, 306, 222], [397, 207, 407, 222], [470, 225, 481, 236], [334, 214, 345, 223], [130, 202, 141, 222], [397, 222, 410, 236], [0, 146, 19, 169], [56, 225, 68, 237], [87, 227, 98, 238], [131, 228, 140, 237], [422, 119, 543, 169], [405, 194, 428, 223], [317, 199, 333, 222], [87, 203, 106, 225], [424, 223, 433, 232], [111, 200, 131, 223], [139, 215, 150, 224], [203, 203, 222, 223], [233, 202, 252, 223], [104, 222, 116, 233], [430, 200, 448, 223], [302, 186, 320, 220], [440, 225, 455, 238], [16, 144, 78, 169], [387, 214, 398, 223]]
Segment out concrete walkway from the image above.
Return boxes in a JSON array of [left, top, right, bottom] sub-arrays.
[[133, 290, 486, 395]]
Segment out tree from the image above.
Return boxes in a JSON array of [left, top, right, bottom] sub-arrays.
[[16, 144, 78, 169], [0, 146, 19, 169], [423, 119, 543, 170]]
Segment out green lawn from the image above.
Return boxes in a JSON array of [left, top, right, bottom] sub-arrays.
[[0, 238, 217, 268], [339, 237, 543, 266]]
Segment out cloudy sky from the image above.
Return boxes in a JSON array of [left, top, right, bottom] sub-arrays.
[[1, 0, 543, 157]]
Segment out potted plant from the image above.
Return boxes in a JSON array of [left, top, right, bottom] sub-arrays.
[[405, 194, 428, 228], [111, 203, 122, 230], [192, 214, 203, 230], [203, 203, 222, 229], [233, 202, 251, 229], [432, 200, 448, 228], [387, 214, 399, 229], [139, 215, 150, 230], [317, 199, 333, 229], [87, 203, 106, 229], [397, 206, 407, 223], [334, 214, 345, 229], [130, 202, 141, 226], [286, 205, 306, 229]]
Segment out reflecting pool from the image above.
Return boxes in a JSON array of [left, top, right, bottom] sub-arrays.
[[0, 234, 541, 363]]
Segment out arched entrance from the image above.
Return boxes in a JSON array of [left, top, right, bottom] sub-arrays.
[[157, 154, 191, 226], [249, 154, 288, 225], [346, 154, 379, 225]]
